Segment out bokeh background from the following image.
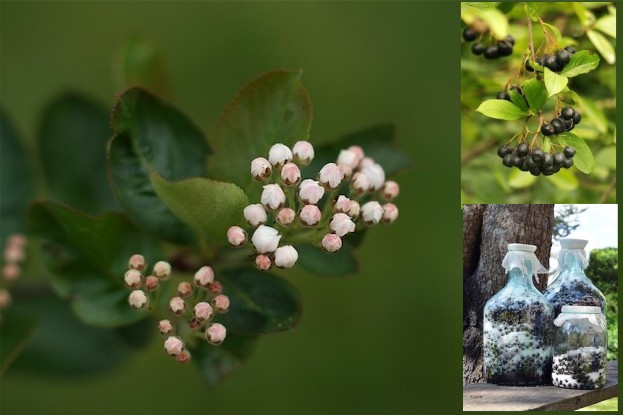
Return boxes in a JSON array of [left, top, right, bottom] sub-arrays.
[[0, 2, 461, 414]]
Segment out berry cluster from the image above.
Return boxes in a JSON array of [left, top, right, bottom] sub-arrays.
[[496, 85, 525, 102], [540, 107, 582, 136], [497, 143, 576, 176], [463, 27, 515, 59], [525, 46, 576, 72]]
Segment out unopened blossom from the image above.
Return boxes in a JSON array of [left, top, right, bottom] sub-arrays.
[[255, 254, 272, 271], [361, 201, 384, 224], [381, 181, 400, 200], [153, 261, 171, 279], [243, 204, 267, 227], [128, 290, 148, 309], [178, 282, 193, 297], [337, 163, 353, 178], [0, 289, 11, 309], [280, 162, 301, 186], [194, 266, 215, 287], [382, 203, 399, 224], [261, 184, 286, 210], [348, 145, 365, 165], [144, 276, 159, 291], [318, 163, 344, 189], [300, 205, 321, 226], [276, 208, 296, 226], [164, 336, 184, 356], [4, 246, 24, 263], [251, 157, 272, 181], [124, 269, 143, 289], [329, 213, 356, 237], [209, 280, 223, 294], [361, 163, 385, 191], [274, 245, 298, 268], [298, 179, 325, 205], [347, 201, 361, 219], [321, 233, 343, 253], [194, 301, 213, 321], [205, 323, 227, 345], [7, 234, 27, 248], [128, 254, 147, 271], [158, 319, 173, 334], [2, 263, 20, 281], [359, 157, 375, 169], [351, 172, 370, 193], [251, 225, 281, 253], [227, 226, 247, 247], [337, 149, 359, 170], [268, 143, 293, 167], [333, 195, 351, 214], [214, 294, 230, 313], [176, 350, 191, 363], [169, 296, 186, 315], [292, 141, 314, 165]]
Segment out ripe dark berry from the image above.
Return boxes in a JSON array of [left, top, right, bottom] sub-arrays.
[[541, 123, 555, 136], [484, 46, 499, 59], [572, 111, 582, 124], [553, 152, 565, 166], [505, 35, 515, 46], [524, 155, 537, 170], [542, 166, 556, 176], [525, 60, 534, 72], [512, 155, 523, 168], [556, 49, 572, 66], [531, 148, 544, 162], [463, 28, 477, 42], [541, 153, 553, 168], [498, 145, 512, 158], [561, 107, 575, 119], [509, 85, 523, 95], [472, 42, 486, 55], [564, 146, 576, 158], [564, 45, 576, 54], [563, 158, 574, 169], [502, 154, 514, 167], [497, 40, 513, 56], [516, 143, 529, 157], [497, 91, 511, 101], [536, 56, 545, 66], [530, 167, 542, 176], [550, 118, 565, 134], [563, 118, 574, 131], [544, 55, 557, 70]]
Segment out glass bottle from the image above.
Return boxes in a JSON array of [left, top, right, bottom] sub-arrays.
[[483, 243, 554, 385], [544, 238, 606, 316], [552, 305, 607, 389]]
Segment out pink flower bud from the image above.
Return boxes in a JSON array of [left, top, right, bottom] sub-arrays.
[[337, 163, 353, 178], [209, 280, 223, 294], [194, 301, 213, 321], [251, 225, 281, 253], [158, 319, 173, 334], [300, 205, 322, 226], [351, 172, 370, 193], [329, 213, 356, 237], [318, 163, 344, 189], [359, 157, 375, 169], [164, 336, 184, 356], [251, 157, 272, 181], [175, 350, 191, 363], [337, 149, 359, 169], [243, 204, 267, 227], [2, 263, 20, 281], [280, 162, 301, 186], [261, 184, 286, 210], [333, 195, 351, 214], [128, 290, 148, 309], [380, 181, 400, 200], [128, 254, 147, 271], [348, 145, 365, 165], [274, 245, 298, 268], [227, 226, 247, 247], [268, 143, 293, 167], [153, 261, 171, 279], [321, 233, 342, 253], [361, 163, 385, 191], [169, 296, 186, 315], [276, 208, 296, 226], [382, 203, 399, 223], [124, 269, 143, 289], [144, 275, 159, 291], [178, 281, 193, 297], [348, 200, 361, 219], [4, 246, 24, 263], [194, 266, 215, 287], [298, 179, 325, 205], [255, 254, 272, 271], [292, 141, 314, 165], [214, 294, 230, 313], [205, 323, 227, 345], [7, 234, 27, 249], [0, 289, 11, 309], [361, 201, 384, 224]]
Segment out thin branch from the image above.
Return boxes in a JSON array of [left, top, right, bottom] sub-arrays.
[[461, 138, 498, 166], [598, 176, 617, 204]]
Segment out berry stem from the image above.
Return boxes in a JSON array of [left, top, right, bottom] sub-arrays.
[[527, 18, 536, 62]]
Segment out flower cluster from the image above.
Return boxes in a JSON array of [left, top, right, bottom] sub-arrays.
[[227, 141, 400, 270], [124, 255, 230, 363], [2, 234, 27, 282]]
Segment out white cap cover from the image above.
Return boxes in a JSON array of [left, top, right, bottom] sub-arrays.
[[560, 238, 589, 249]]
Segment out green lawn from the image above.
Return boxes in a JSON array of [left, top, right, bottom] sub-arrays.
[[577, 397, 618, 411]]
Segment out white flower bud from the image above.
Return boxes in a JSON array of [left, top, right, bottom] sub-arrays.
[[128, 290, 148, 309], [255, 254, 272, 271], [329, 213, 356, 237], [128, 254, 147, 271], [176, 350, 191, 363], [321, 233, 343, 253], [361, 201, 384, 224], [144, 275, 159, 291], [178, 281, 193, 297], [158, 319, 173, 334], [261, 184, 286, 210], [209, 280, 223, 294], [7, 234, 27, 249], [194, 266, 215, 287], [0, 289, 11, 309], [153, 261, 171, 279], [251, 157, 272, 181], [2, 263, 20, 281], [276, 208, 296, 226], [251, 225, 281, 253], [164, 336, 184, 356], [268, 143, 293, 167], [292, 141, 314, 165], [359, 157, 375, 169], [361, 163, 385, 191], [280, 162, 301, 186], [124, 269, 143, 289], [4, 246, 24, 263], [333, 195, 351, 214], [298, 179, 325, 205], [205, 323, 227, 345], [227, 226, 247, 247], [274, 245, 298, 268], [214, 294, 230, 313], [382, 203, 399, 223], [169, 296, 186, 315], [194, 301, 213, 321], [300, 205, 322, 226], [243, 204, 267, 227], [351, 172, 370, 193], [318, 163, 344, 189], [337, 163, 353, 179], [347, 200, 361, 219], [381, 181, 400, 200], [337, 149, 359, 169]]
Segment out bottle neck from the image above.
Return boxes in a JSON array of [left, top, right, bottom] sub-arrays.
[[507, 267, 537, 289], [556, 249, 589, 282]]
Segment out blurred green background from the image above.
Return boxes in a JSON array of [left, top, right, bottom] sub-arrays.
[[0, 2, 461, 414]]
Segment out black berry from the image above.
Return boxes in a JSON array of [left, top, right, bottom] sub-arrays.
[[497, 91, 511, 101], [531, 148, 544, 162], [551, 118, 565, 134], [505, 35, 515, 46], [516, 143, 529, 157], [544, 55, 557, 70], [553, 152, 565, 166], [498, 145, 512, 158], [562, 158, 574, 169], [525, 60, 534, 72], [541, 123, 554, 136], [530, 167, 542, 176], [502, 154, 514, 167], [561, 107, 575, 120], [484, 46, 499, 59], [563, 118, 574, 131], [572, 111, 582, 124], [512, 155, 523, 167], [509, 85, 523, 95], [556, 49, 572, 66], [472, 42, 486, 55], [564, 45, 576, 54], [524, 155, 537, 170], [463, 28, 477, 42], [497, 40, 513, 56], [564, 146, 576, 158], [541, 153, 553, 168]]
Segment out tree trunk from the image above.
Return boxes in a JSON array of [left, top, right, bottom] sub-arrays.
[[463, 204, 554, 385]]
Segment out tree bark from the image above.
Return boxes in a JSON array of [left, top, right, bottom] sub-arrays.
[[463, 204, 554, 385]]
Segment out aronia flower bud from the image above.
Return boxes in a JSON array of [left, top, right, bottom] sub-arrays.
[[268, 143, 293, 167], [251, 157, 272, 181], [292, 141, 314, 165], [300, 205, 322, 226], [205, 323, 227, 345], [321, 233, 343, 253]]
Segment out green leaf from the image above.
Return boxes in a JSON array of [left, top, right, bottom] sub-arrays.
[[108, 88, 210, 244], [561, 50, 601, 77], [206, 69, 313, 189], [39, 93, 117, 214], [524, 3, 540, 22], [116, 35, 169, 97], [0, 110, 33, 241], [544, 68, 568, 97], [542, 22, 562, 42], [0, 312, 38, 374], [508, 90, 529, 113], [554, 132, 595, 174], [476, 100, 527, 120], [587, 30, 615, 64], [546, 168, 579, 191], [523, 79, 548, 113], [577, 95, 608, 134], [295, 244, 358, 277], [507, 169, 536, 189], [542, 136, 552, 153], [150, 172, 248, 244], [595, 146, 616, 171], [216, 268, 302, 335], [593, 14, 616, 39]]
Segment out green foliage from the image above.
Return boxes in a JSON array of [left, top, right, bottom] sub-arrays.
[[553, 132, 595, 174], [295, 244, 359, 277], [0, 311, 38, 374], [476, 100, 528, 120], [523, 79, 547, 112], [560, 51, 600, 77]]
